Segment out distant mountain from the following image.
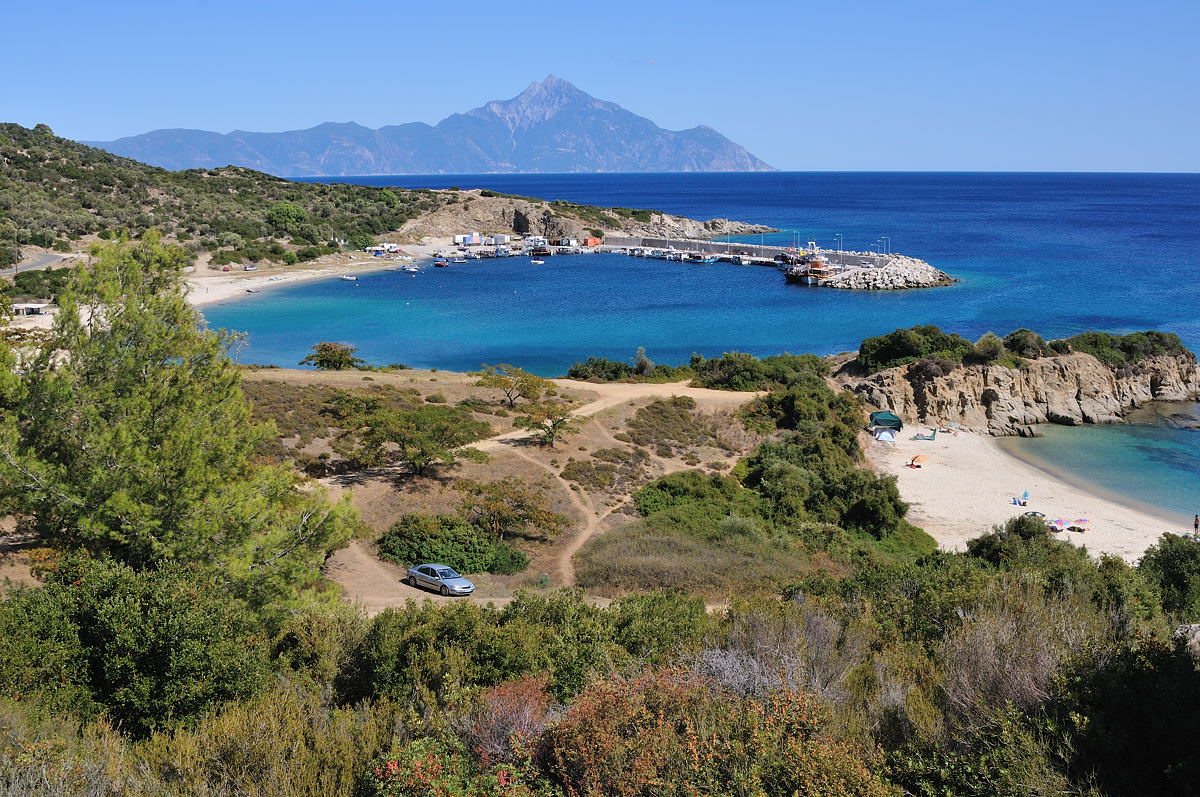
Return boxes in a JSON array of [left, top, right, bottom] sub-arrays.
[[82, 76, 774, 176]]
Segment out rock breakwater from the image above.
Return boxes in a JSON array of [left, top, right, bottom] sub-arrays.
[[824, 256, 955, 290], [833, 351, 1200, 436]]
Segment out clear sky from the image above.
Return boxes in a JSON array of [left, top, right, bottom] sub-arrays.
[[5, 0, 1197, 171]]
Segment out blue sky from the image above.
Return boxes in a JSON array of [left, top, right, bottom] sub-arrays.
[[6, 0, 1197, 171]]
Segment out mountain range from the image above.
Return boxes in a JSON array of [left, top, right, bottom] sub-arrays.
[[82, 76, 774, 176]]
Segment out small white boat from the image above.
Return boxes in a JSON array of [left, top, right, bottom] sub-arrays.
[[452, 258, 467, 264], [401, 265, 419, 273], [338, 274, 358, 281], [530, 259, 545, 265]]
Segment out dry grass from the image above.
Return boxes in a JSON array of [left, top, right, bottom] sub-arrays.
[[574, 523, 826, 601]]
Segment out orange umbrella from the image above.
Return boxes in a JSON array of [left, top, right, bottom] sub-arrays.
[[911, 455, 929, 464]]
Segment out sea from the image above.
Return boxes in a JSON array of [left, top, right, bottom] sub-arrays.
[[203, 172, 1200, 521]]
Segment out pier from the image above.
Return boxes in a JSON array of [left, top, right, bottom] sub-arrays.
[[600, 235, 890, 268]]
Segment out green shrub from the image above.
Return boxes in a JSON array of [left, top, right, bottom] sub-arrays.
[[377, 515, 528, 575], [1063, 330, 1189, 367], [0, 556, 269, 738]]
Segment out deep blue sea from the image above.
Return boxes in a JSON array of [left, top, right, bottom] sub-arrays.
[[205, 172, 1200, 518]]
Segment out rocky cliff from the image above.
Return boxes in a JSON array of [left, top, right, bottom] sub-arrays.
[[390, 190, 773, 243], [832, 352, 1200, 436]]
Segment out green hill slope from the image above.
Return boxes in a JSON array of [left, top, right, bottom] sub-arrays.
[[0, 122, 446, 267]]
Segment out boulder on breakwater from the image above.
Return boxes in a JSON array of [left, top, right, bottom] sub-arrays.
[[823, 256, 955, 290]]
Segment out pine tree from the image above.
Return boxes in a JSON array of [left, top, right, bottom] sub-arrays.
[[0, 234, 354, 605]]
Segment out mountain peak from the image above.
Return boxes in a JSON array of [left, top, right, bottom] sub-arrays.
[[84, 79, 775, 175]]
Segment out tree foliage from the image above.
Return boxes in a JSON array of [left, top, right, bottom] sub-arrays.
[[0, 556, 269, 737], [474, 364, 549, 407], [325, 392, 491, 474], [453, 477, 567, 541], [512, 401, 581, 446], [300, 341, 366, 371], [0, 236, 354, 598]]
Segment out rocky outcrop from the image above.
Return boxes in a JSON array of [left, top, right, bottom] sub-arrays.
[[833, 352, 1200, 436], [393, 191, 771, 243], [823, 256, 955, 290]]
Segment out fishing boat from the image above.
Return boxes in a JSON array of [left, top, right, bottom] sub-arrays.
[[402, 265, 420, 273], [529, 246, 553, 257], [530, 259, 545, 265], [338, 274, 358, 281], [452, 258, 467, 264], [433, 260, 449, 268], [784, 243, 845, 285]]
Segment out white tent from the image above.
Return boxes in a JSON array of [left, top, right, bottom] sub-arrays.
[[873, 428, 897, 443]]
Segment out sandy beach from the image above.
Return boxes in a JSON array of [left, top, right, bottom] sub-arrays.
[[866, 428, 1185, 562], [184, 241, 450, 307]]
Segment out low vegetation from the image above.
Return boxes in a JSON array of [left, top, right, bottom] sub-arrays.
[[578, 353, 935, 596], [857, 324, 1190, 374], [0, 123, 444, 266], [2, 240, 1199, 795]]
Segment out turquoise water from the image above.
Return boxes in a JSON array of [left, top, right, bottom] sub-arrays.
[[204, 172, 1200, 516], [211, 172, 1200, 374], [999, 405, 1200, 524]]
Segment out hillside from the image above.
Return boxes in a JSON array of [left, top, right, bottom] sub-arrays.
[[82, 76, 776, 175], [0, 123, 769, 268]]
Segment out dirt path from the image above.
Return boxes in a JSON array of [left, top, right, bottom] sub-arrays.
[[324, 378, 757, 613]]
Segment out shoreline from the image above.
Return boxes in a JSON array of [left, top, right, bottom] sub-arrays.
[[995, 433, 1191, 529], [185, 242, 449, 308], [865, 428, 1186, 562]]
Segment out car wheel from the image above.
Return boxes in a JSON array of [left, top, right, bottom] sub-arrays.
[[440, 585, 449, 597], [405, 576, 416, 588]]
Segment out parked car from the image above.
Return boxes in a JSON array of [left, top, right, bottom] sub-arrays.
[[404, 563, 475, 596]]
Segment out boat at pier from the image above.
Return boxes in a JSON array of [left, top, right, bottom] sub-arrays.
[[784, 242, 846, 285]]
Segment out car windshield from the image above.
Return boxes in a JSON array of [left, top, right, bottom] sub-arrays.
[[436, 568, 460, 579]]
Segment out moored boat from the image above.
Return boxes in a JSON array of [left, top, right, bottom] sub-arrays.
[[338, 274, 358, 281], [433, 260, 449, 268]]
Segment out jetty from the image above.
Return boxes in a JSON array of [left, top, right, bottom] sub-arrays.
[[600, 235, 955, 290]]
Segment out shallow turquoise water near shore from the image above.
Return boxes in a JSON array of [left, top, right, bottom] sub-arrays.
[[999, 405, 1200, 524]]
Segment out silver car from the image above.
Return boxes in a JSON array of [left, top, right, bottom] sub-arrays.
[[405, 563, 476, 596]]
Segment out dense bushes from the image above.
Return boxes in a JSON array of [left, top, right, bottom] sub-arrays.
[[0, 556, 269, 737], [377, 515, 529, 575], [858, 325, 1191, 374], [691, 351, 829, 391], [1064, 330, 1189, 367], [565, 349, 693, 383], [0, 122, 438, 263]]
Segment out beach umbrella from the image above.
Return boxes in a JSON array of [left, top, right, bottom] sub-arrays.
[[911, 455, 929, 464], [1073, 518, 1090, 525], [1021, 490, 1032, 501], [1048, 518, 1066, 530]]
